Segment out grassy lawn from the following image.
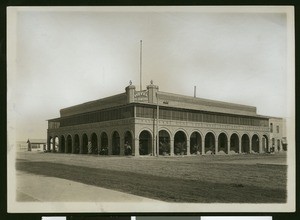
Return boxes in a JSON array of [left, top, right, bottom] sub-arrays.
[[16, 152, 287, 203]]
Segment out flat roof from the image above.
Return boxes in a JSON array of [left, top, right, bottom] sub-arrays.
[[47, 84, 277, 120], [27, 139, 47, 144]]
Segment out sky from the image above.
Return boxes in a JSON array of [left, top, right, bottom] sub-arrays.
[[7, 7, 293, 141]]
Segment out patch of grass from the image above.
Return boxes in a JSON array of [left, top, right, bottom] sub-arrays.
[[16, 154, 287, 203]]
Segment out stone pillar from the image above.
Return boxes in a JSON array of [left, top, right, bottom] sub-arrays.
[[72, 136, 76, 154], [125, 84, 136, 103], [215, 140, 218, 155], [134, 137, 140, 156], [249, 138, 252, 154], [202, 139, 205, 155], [147, 83, 159, 104], [259, 137, 262, 153], [88, 141, 92, 154], [79, 136, 83, 154], [239, 137, 242, 154], [60, 138, 63, 153], [108, 137, 112, 155], [227, 140, 230, 155], [51, 139, 54, 152], [170, 139, 174, 156], [57, 137, 60, 153], [47, 136, 51, 151], [120, 137, 125, 156], [153, 136, 157, 156], [186, 139, 190, 156], [98, 134, 102, 155], [65, 140, 68, 153], [79, 137, 82, 154]]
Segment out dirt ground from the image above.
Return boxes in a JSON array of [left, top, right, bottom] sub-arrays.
[[15, 151, 287, 203]]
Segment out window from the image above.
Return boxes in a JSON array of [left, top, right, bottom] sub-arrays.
[[203, 113, 215, 123], [160, 109, 172, 119], [270, 123, 273, 133], [59, 106, 134, 127], [136, 106, 154, 118], [277, 139, 281, 150], [276, 125, 279, 133]]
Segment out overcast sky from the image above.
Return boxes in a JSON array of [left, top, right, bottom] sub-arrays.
[[7, 7, 293, 141]]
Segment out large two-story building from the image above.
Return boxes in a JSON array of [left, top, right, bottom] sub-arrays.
[[47, 82, 286, 156]]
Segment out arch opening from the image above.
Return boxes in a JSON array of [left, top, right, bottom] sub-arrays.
[[159, 130, 170, 156], [60, 136, 65, 153], [241, 134, 250, 153], [277, 139, 281, 152], [174, 131, 187, 155], [100, 132, 108, 155], [271, 138, 275, 153], [218, 133, 228, 154], [262, 135, 269, 153], [54, 136, 59, 152], [112, 131, 120, 155], [49, 137, 54, 152], [124, 131, 133, 156], [66, 135, 72, 153], [190, 132, 201, 155], [251, 134, 259, 153], [90, 133, 98, 154], [230, 133, 239, 153], [205, 132, 215, 154], [139, 130, 152, 155], [82, 134, 88, 154]]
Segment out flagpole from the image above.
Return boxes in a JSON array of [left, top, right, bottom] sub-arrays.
[[140, 40, 142, 91]]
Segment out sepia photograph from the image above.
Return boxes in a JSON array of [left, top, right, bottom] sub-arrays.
[[7, 6, 295, 213]]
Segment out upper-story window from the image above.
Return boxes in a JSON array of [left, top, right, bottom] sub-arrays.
[[276, 125, 280, 133], [48, 121, 60, 129], [270, 123, 273, 133]]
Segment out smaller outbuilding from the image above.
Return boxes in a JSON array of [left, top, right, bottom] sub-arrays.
[[27, 139, 47, 152]]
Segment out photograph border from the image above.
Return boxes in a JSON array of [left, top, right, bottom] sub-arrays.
[[2, 0, 297, 218]]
